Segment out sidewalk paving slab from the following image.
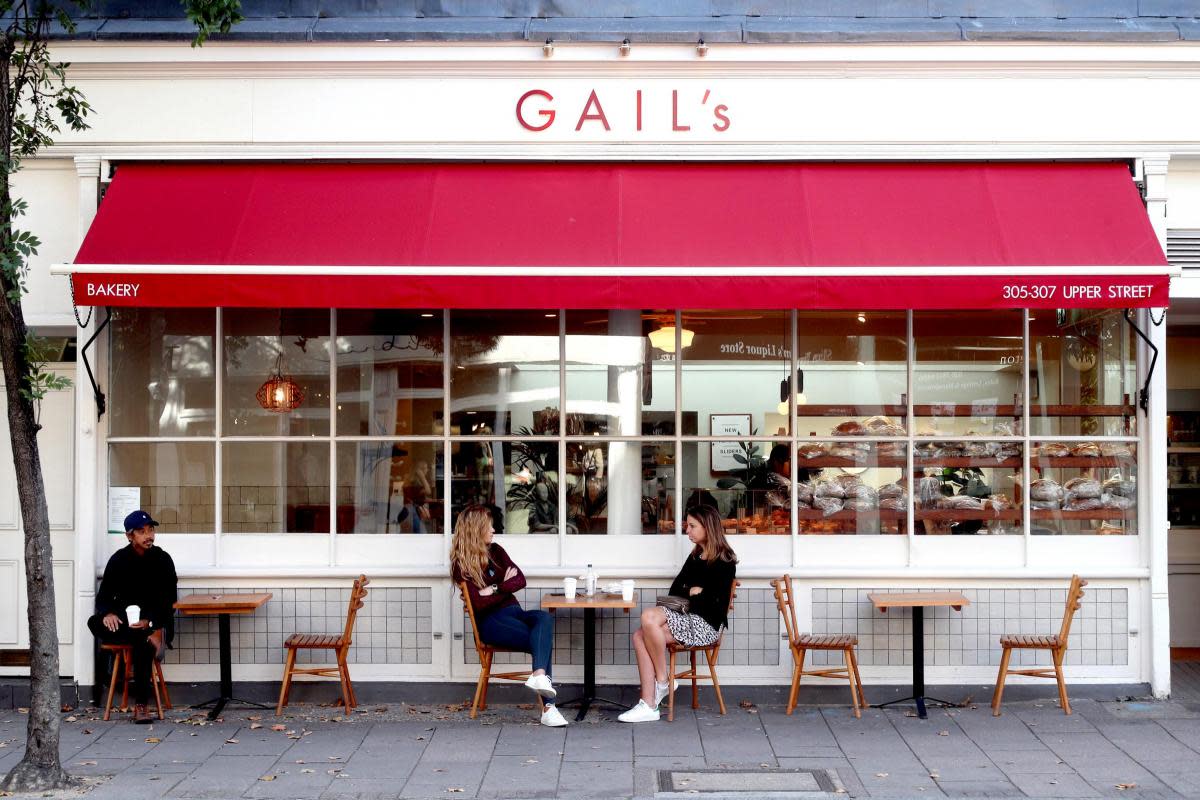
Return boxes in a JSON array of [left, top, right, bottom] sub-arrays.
[[1007, 771, 1103, 798], [398, 759, 488, 798], [478, 753, 561, 798], [556, 759, 635, 799]]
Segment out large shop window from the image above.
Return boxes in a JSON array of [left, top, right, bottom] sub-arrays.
[[107, 308, 1140, 537]]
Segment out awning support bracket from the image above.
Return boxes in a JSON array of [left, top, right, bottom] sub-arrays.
[[80, 307, 110, 420], [1123, 308, 1158, 415]]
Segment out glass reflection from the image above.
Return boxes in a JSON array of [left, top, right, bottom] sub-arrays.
[[914, 310, 1023, 437], [1030, 441, 1136, 535], [915, 443, 1023, 535], [450, 440, 558, 534], [336, 442, 442, 534], [335, 310, 444, 436], [682, 440, 791, 535], [565, 310, 675, 435], [108, 443, 215, 533], [1030, 309, 1136, 437], [222, 442, 329, 533], [223, 309, 331, 436], [564, 441, 675, 534], [109, 308, 215, 437]]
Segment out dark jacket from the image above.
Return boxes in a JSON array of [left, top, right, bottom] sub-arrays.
[[95, 544, 178, 644], [452, 543, 526, 619], [668, 552, 737, 631]]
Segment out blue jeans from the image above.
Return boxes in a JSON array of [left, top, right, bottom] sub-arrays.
[[477, 605, 554, 676]]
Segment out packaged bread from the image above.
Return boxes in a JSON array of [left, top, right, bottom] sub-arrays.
[[1064, 477, 1102, 500], [797, 442, 829, 460], [993, 422, 1017, 437], [845, 497, 879, 512], [1100, 443, 1134, 458], [813, 496, 844, 517], [1101, 493, 1135, 510], [863, 415, 906, 436], [795, 481, 815, 504], [917, 476, 943, 509], [938, 495, 985, 510], [815, 480, 846, 499], [1030, 478, 1065, 502], [835, 473, 863, 490], [876, 441, 907, 458], [878, 482, 906, 500], [985, 493, 1012, 512], [1064, 497, 1104, 511], [879, 497, 907, 511], [1038, 442, 1070, 458], [832, 420, 867, 436], [1070, 442, 1102, 458], [964, 441, 990, 458], [992, 444, 1022, 461], [1030, 499, 1061, 510], [1102, 476, 1136, 498], [830, 445, 869, 462], [846, 484, 878, 504]]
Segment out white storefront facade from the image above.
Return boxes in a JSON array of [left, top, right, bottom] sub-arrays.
[[4, 37, 1200, 700]]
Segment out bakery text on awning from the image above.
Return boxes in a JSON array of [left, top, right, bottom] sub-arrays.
[[56, 161, 1172, 310]]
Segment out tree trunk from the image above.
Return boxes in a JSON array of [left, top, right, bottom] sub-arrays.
[[0, 227, 68, 794]]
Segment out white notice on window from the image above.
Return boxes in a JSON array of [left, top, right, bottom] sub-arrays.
[[107, 487, 141, 534]]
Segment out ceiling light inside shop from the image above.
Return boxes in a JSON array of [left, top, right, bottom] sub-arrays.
[[857, 313, 867, 323], [648, 324, 694, 353]]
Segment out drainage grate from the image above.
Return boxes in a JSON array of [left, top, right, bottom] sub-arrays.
[[655, 769, 846, 798]]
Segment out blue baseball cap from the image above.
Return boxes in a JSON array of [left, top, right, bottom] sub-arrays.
[[124, 510, 159, 532]]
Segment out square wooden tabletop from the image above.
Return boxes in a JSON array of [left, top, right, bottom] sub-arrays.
[[174, 593, 273, 615], [541, 593, 635, 611], [868, 591, 970, 611]]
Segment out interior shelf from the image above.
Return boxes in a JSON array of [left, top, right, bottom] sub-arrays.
[[798, 404, 1134, 418], [793, 456, 1127, 469]]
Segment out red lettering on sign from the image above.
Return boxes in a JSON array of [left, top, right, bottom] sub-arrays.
[[575, 90, 611, 131], [713, 104, 730, 132], [636, 89, 642, 132], [516, 89, 555, 132], [672, 90, 690, 131]]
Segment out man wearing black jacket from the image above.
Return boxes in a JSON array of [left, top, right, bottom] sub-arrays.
[[88, 510, 177, 723]]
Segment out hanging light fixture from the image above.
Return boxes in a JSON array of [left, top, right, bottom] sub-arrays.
[[776, 369, 807, 415], [647, 322, 694, 353], [256, 353, 304, 413]]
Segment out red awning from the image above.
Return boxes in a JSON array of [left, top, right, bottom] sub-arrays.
[[64, 161, 1170, 309]]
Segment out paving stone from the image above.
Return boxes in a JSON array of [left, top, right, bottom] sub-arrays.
[[563, 723, 632, 762], [955, 708, 1049, 750], [1081, 774, 1180, 796], [319, 777, 403, 799], [1038, 731, 1133, 761], [243, 761, 339, 798], [556, 759, 634, 799], [776, 756, 867, 796], [1016, 707, 1102, 733], [342, 748, 424, 781], [419, 725, 499, 762], [991, 748, 1077, 774], [140, 725, 241, 762], [931, 778, 1024, 797], [1008, 771, 1103, 797], [76, 727, 166, 759], [399, 759, 487, 798], [632, 715, 702, 756], [1155, 718, 1200, 755], [214, 727, 299, 757], [1153, 771, 1200, 796], [633, 755, 707, 798], [491, 722, 567, 756], [478, 753, 561, 798], [66, 756, 139, 775], [284, 725, 371, 761], [167, 754, 281, 797], [757, 709, 841, 756]]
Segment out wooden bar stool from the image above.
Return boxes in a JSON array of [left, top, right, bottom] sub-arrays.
[[100, 642, 171, 721], [665, 579, 739, 722], [771, 576, 866, 718]]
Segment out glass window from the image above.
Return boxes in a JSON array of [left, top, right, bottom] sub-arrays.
[[797, 441, 908, 535], [450, 311, 559, 436], [565, 310, 674, 435], [564, 441, 675, 535], [914, 442, 1023, 535], [914, 310, 1023, 437], [335, 441, 442, 534], [223, 309, 331, 436], [222, 442, 330, 533], [1030, 309, 1136, 437], [682, 440, 791, 535], [108, 443, 215, 533], [795, 311, 908, 438], [681, 311, 791, 437], [450, 440, 558, 534], [1030, 441, 1136, 535], [335, 310, 444, 437], [109, 309, 215, 437]]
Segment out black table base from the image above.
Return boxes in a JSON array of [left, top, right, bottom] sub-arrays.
[[188, 613, 271, 720], [872, 606, 964, 720], [552, 607, 628, 721]]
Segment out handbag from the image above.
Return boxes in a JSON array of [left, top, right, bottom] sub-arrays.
[[656, 594, 690, 614]]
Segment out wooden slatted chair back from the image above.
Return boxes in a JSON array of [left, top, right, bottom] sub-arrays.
[[341, 575, 369, 647], [1057, 575, 1087, 644], [459, 581, 487, 655], [771, 576, 799, 646]]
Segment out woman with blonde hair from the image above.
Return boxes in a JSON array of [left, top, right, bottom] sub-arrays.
[[619, 504, 738, 723], [450, 504, 566, 727]]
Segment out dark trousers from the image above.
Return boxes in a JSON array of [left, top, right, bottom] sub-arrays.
[[88, 614, 155, 705], [478, 606, 554, 676]]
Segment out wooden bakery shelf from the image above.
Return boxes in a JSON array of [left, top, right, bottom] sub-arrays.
[[913, 457, 1022, 469], [1033, 457, 1133, 468], [797, 509, 907, 522], [915, 509, 1022, 522], [796, 456, 906, 469], [797, 403, 1133, 418], [1030, 509, 1135, 520]]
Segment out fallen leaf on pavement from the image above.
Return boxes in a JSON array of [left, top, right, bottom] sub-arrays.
[[1116, 784, 1138, 791], [447, 789, 464, 793], [524, 759, 538, 764], [61, 704, 73, 712], [259, 775, 276, 782], [81, 729, 93, 735], [327, 768, 342, 775], [937, 730, 949, 736], [739, 700, 755, 709], [271, 724, 287, 731], [64, 716, 77, 723], [225, 738, 239, 744], [301, 769, 315, 774], [145, 737, 161, 743], [875, 773, 888, 778], [77, 761, 97, 766], [248, 715, 262, 721]]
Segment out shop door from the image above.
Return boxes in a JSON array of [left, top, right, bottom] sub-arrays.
[[0, 366, 76, 677]]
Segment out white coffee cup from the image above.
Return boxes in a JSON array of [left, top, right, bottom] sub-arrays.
[[125, 604, 141, 625], [621, 580, 635, 603], [563, 577, 577, 600]]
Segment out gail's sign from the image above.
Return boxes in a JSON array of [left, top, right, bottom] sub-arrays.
[[516, 88, 731, 133]]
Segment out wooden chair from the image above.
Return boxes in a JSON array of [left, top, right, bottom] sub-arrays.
[[101, 642, 171, 721], [460, 581, 540, 719], [992, 575, 1087, 716], [771, 576, 866, 718], [276, 575, 369, 716], [665, 578, 739, 722]]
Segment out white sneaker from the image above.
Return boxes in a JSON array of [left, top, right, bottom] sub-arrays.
[[525, 673, 557, 699], [653, 679, 672, 708], [540, 703, 568, 727], [618, 699, 661, 723]]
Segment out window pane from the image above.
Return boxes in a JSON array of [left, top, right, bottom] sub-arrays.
[[1031, 441, 1137, 535], [682, 440, 791, 534], [795, 311, 908, 438], [914, 310, 1024, 436], [450, 311, 559, 436], [450, 440, 558, 534], [565, 441, 675, 535], [222, 442, 329, 533], [335, 310, 444, 436], [109, 309, 215, 437], [798, 442, 908, 535], [1030, 309, 1136, 437], [335, 441, 443, 534], [108, 443, 214, 533], [565, 310, 675, 435], [915, 442, 1023, 535], [223, 309, 331, 436], [681, 311, 791, 437]]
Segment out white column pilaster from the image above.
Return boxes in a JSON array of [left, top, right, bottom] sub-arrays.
[[71, 155, 102, 687]]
